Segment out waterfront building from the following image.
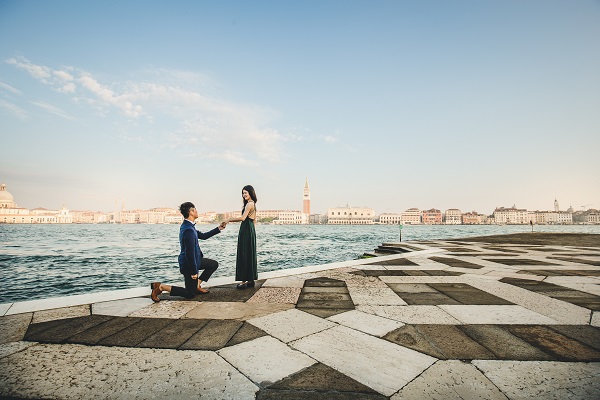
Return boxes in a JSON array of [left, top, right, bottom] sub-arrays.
[[401, 208, 421, 224], [421, 208, 442, 225], [0, 184, 16, 209], [444, 209, 462, 224], [462, 211, 486, 224], [274, 210, 307, 224], [309, 213, 327, 224], [379, 213, 402, 224], [303, 178, 310, 215], [554, 199, 560, 212], [328, 205, 375, 224], [493, 206, 529, 224]]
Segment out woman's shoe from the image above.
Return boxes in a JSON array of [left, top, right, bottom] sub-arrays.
[[236, 282, 248, 289], [246, 281, 255, 288]]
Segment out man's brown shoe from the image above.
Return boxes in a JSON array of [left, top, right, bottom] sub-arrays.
[[150, 282, 162, 302], [197, 287, 210, 294]]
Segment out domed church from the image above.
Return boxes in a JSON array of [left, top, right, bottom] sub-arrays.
[[0, 183, 16, 208]]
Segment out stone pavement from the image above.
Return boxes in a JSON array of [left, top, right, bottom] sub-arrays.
[[1, 235, 600, 399]]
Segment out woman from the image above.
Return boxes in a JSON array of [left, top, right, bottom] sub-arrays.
[[226, 185, 258, 289]]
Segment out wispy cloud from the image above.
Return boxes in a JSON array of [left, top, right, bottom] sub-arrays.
[[30, 101, 75, 120], [0, 99, 27, 119], [6, 56, 285, 165], [0, 81, 22, 95]]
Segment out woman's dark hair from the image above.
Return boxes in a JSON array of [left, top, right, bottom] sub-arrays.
[[242, 185, 257, 213], [179, 202, 195, 218]]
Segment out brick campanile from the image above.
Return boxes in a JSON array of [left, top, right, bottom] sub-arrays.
[[303, 177, 310, 215]]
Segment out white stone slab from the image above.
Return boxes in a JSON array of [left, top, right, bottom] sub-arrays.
[[472, 360, 600, 400], [385, 283, 439, 293], [291, 325, 436, 396], [380, 276, 466, 284], [92, 297, 154, 316], [465, 277, 591, 324], [392, 360, 509, 400], [357, 305, 461, 325], [128, 300, 197, 319], [347, 286, 407, 306], [592, 311, 600, 327], [0, 341, 38, 360], [261, 276, 306, 288], [327, 310, 404, 337], [32, 305, 90, 324], [438, 305, 559, 325], [217, 336, 316, 386], [0, 313, 32, 344], [0, 344, 258, 399], [248, 309, 336, 343], [247, 287, 301, 304], [0, 303, 12, 316], [185, 302, 293, 321]]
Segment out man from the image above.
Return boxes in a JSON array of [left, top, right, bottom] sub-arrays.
[[150, 202, 226, 302]]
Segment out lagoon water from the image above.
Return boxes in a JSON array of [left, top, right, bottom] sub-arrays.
[[1, 223, 599, 303]]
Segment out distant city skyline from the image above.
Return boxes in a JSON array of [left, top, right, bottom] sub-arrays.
[[1, 1, 598, 214]]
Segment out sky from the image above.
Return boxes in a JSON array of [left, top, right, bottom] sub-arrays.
[[0, 0, 599, 215]]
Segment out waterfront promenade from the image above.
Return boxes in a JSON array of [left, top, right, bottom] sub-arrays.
[[1, 233, 599, 399]]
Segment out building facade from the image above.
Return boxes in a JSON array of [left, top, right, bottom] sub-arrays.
[[303, 178, 310, 215], [493, 206, 529, 224], [421, 208, 442, 224], [328, 205, 375, 224], [444, 209, 462, 224], [401, 208, 421, 224], [379, 213, 402, 224]]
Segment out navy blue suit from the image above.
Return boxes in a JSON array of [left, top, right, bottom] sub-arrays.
[[170, 220, 220, 299]]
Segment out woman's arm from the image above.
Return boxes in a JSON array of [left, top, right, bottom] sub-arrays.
[[227, 202, 254, 223]]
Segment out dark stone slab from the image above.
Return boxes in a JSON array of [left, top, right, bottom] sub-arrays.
[[451, 253, 519, 257], [383, 325, 446, 359], [299, 308, 349, 318], [301, 286, 349, 294], [299, 292, 352, 302], [395, 292, 461, 305], [303, 278, 347, 287], [68, 316, 142, 345], [256, 389, 386, 400], [97, 318, 172, 347], [192, 280, 265, 302], [423, 270, 463, 276], [364, 258, 418, 266], [267, 362, 378, 394], [484, 258, 558, 266], [296, 300, 355, 310], [137, 318, 208, 349], [440, 247, 480, 252], [429, 283, 513, 305], [505, 325, 600, 361], [179, 319, 243, 350], [458, 325, 554, 361], [548, 325, 600, 351], [481, 246, 527, 254], [429, 257, 484, 269], [414, 325, 496, 360], [517, 269, 600, 277], [225, 322, 267, 347], [24, 315, 113, 343], [548, 256, 600, 266], [23, 316, 68, 339]]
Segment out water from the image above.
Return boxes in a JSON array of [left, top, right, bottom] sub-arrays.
[[1, 223, 599, 303]]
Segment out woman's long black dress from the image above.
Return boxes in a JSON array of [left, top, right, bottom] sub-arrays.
[[235, 208, 257, 282]]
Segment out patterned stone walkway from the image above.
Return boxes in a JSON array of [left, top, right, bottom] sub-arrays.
[[1, 235, 600, 399]]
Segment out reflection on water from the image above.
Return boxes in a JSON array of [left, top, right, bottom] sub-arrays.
[[1, 223, 599, 303]]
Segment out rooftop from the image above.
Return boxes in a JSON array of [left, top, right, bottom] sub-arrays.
[[1, 233, 599, 399]]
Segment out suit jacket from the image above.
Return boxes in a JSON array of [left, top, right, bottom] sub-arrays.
[[178, 220, 221, 276]]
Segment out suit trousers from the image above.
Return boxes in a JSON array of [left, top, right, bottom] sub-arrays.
[[170, 258, 219, 299]]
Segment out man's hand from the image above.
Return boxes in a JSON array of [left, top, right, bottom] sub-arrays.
[[219, 221, 227, 230], [191, 274, 198, 280]]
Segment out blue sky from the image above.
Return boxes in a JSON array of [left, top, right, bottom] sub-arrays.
[[1, 0, 598, 214]]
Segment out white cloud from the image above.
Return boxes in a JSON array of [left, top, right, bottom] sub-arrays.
[[322, 135, 338, 143], [30, 101, 75, 120], [0, 99, 27, 119], [0, 81, 22, 95]]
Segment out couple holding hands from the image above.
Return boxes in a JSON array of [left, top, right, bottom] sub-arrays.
[[150, 185, 258, 302]]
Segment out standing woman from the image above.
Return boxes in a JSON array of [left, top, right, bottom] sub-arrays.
[[226, 185, 258, 289]]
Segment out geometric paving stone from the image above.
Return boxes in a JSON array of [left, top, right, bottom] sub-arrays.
[[484, 258, 558, 266], [410, 324, 496, 360], [296, 278, 355, 318], [548, 256, 600, 266], [290, 325, 437, 396], [92, 297, 154, 316], [437, 305, 559, 325], [261, 276, 306, 288], [504, 325, 600, 361], [67, 316, 143, 345], [31, 305, 90, 324], [546, 325, 600, 351], [0, 313, 32, 344], [224, 322, 268, 347], [185, 301, 294, 321], [429, 283, 514, 305], [518, 269, 600, 277], [97, 317, 172, 347], [327, 310, 404, 337], [247, 287, 302, 304], [392, 291, 462, 305], [383, 325, 447, 359], [592, 311, 600, 327], [259, 362, 385, 399], [357, 305, 461, 325], [363, 258, 418, 266], [217, 336, 316, 387], [0, 341, 38, 360], [472, 360, 600, 400], [0, 344, 258, 399], [24, 315, 114, 343], [195, 280, 265, 302], [391, 360, 509, 400], [346, 286, 407, 307], [127, 300, 198, 319], [248, 309, 336, 343], [136, 318, 208, 349], [429, 256, 485, 269], [179, 319, 243, 350], [458, 325, 554, 361], [384, 283, 439, 293]]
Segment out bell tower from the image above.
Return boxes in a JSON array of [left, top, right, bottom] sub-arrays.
[[303, 178, 310, 215], [554, 199, 559, 212]]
